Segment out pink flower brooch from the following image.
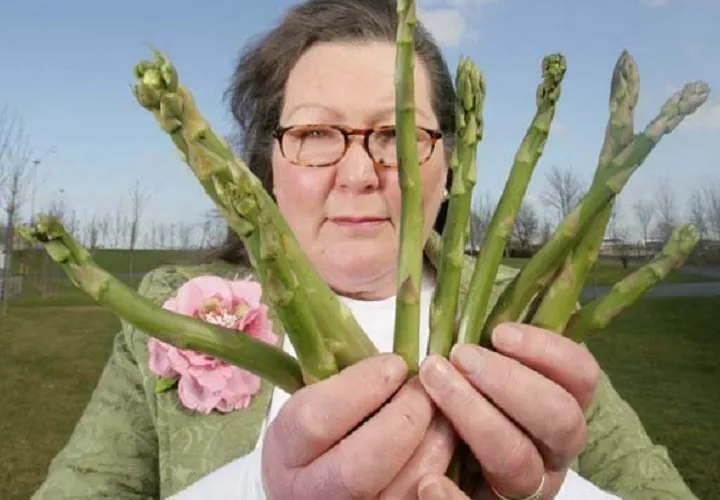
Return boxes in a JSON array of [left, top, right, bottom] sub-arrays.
[[148, 275, 278, 414]]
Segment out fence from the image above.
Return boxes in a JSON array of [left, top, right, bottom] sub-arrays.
[[0, 275, 23, 299]]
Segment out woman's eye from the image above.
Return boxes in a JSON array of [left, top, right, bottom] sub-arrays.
[[301, 128, 331, 139]]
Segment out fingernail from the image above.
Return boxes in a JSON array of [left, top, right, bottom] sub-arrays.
[[418, 476, 448, 499], [449, 344, 483, 375], [419, 356, 453, 392], [381, 354, 407, 382], [492, 324, 524, 351]]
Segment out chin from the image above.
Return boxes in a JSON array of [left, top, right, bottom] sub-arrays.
[[314, 241, 397, 294]]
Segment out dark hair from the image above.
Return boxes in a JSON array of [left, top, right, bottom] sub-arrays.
[[213, 0, 457, 264]]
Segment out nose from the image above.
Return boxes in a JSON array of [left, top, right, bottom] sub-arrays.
[[334, 138, 381, 192]]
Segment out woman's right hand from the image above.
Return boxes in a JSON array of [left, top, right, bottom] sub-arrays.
[[260, 354, 457, 499]]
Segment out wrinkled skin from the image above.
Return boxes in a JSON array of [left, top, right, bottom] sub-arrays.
[[262, 41, 600, 499], [272, 41, 448, 301]]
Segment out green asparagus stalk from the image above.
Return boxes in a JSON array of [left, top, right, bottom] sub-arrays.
[[393, 0, 424, 373], [15, 216, 305, 394], [456, 54, 567, 347], [564, 224, 700, 342], [428, 58, 485, 357], [482, 79, 710, 340], [531, 51, 640, 333], [132, 49, 377, 378]]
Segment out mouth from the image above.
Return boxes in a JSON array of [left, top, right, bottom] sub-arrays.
[[328, 216, 389, 228]]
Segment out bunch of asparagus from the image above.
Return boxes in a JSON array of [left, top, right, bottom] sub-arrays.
[[17, 0, 707, 409]]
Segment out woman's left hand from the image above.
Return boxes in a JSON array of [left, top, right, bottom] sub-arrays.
[[417, 322, 601, 500]]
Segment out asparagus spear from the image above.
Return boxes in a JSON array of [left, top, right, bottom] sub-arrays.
[[482, 80, 710, 340], [428, 58, 485, 357], [393, 0, 424, 373], [564, 224, 700, 341], [132, 49, 377, 378], [456, 54, 567, 346], [531, 51, 640, 333], [15, 216, 305, 394]]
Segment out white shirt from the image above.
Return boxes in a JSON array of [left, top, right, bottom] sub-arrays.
[[170, 268, 621, 499]]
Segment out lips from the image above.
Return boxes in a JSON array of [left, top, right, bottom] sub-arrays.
[[330, 216, 387, 223], [328, 216, 389, 228]]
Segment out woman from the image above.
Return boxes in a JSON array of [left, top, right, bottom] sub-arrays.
[[33, 0, 696, 499]]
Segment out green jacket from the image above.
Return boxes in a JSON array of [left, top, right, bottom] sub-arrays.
[[32, 233, 697, 499]]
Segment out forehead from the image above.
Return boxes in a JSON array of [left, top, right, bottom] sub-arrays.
[[281, 41, 435, 125]]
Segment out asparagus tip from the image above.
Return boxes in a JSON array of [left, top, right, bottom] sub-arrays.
[[131, 45, 179, 111], [610, 50, 640, 112], [661, 80, 711, 131], [538, 53, 567, 104], [671, 223, 701, 251]]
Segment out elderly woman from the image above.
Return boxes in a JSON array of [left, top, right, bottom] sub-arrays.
[[33, 0, 696, 499]]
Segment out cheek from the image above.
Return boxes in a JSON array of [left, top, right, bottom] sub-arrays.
[[383, 162, 447, 224], [273, 160, 334, 230]]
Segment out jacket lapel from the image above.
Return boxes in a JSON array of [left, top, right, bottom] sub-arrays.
[[142, 262, 281, 497]]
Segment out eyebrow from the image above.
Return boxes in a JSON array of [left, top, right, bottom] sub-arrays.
[[283, 103, 344, 122], [283, 102, 435, 125]]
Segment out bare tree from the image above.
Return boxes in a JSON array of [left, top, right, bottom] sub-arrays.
[[177, 221, 195, 249], [700, 180, 720, 240], [111, 200, 127, 249], [126, 180, 152, 274], [84, 213, 101, 253], [468, 191, 494, 251], [688, 189, 708, 239], [511, 202, 540, 249], [607, 200, 628, 241], [157, 223, 168, 249], [0, 108, 35, 314], [540, 165, 584, 222], [98, 213, 110, 249], [538, 218, 553, 245], [633, 199, 654, 245], [199, 209, 227, 249], [168, 223, 177, 249], [653, 179, 677, 243]]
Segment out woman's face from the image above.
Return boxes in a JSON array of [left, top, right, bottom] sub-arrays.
[[272, 41, 448, 300]]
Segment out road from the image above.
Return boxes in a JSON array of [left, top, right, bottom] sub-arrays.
[[581, 281, 720, 300]]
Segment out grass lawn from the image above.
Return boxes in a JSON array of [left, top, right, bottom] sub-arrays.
[[1, 284, 718, 498], [501, 257, 716, 286], [585, 296, 720, 498], [0, 305, 120, 500]]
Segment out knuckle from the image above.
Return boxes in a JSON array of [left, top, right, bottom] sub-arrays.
[[329, 459, 374, 499], [273, 389, 326, 451], [292, 396, 327, 443], [535, 331, 556, 359], [499, 436, 536, 478], [580, 357, 601, 395], [566, 407, 589, 453], [550, 401, 586, 450], [492, 360, 517, 393], [427, 424, 455, 457]]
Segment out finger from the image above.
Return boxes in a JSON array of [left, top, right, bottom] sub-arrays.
[[268, 353, 407, 467], [449, 344, 587, 470], [379, 414, 456, 500], [419, 355, 545, 499], [418, 474, 471, 500], [491, 322, 601, 410], [295, 377, 435, 500]]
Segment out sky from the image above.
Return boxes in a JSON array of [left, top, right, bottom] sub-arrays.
[[1, 0, 719, 242]]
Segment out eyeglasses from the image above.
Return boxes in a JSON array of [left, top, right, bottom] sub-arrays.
[[272, 124, 443, 168]]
